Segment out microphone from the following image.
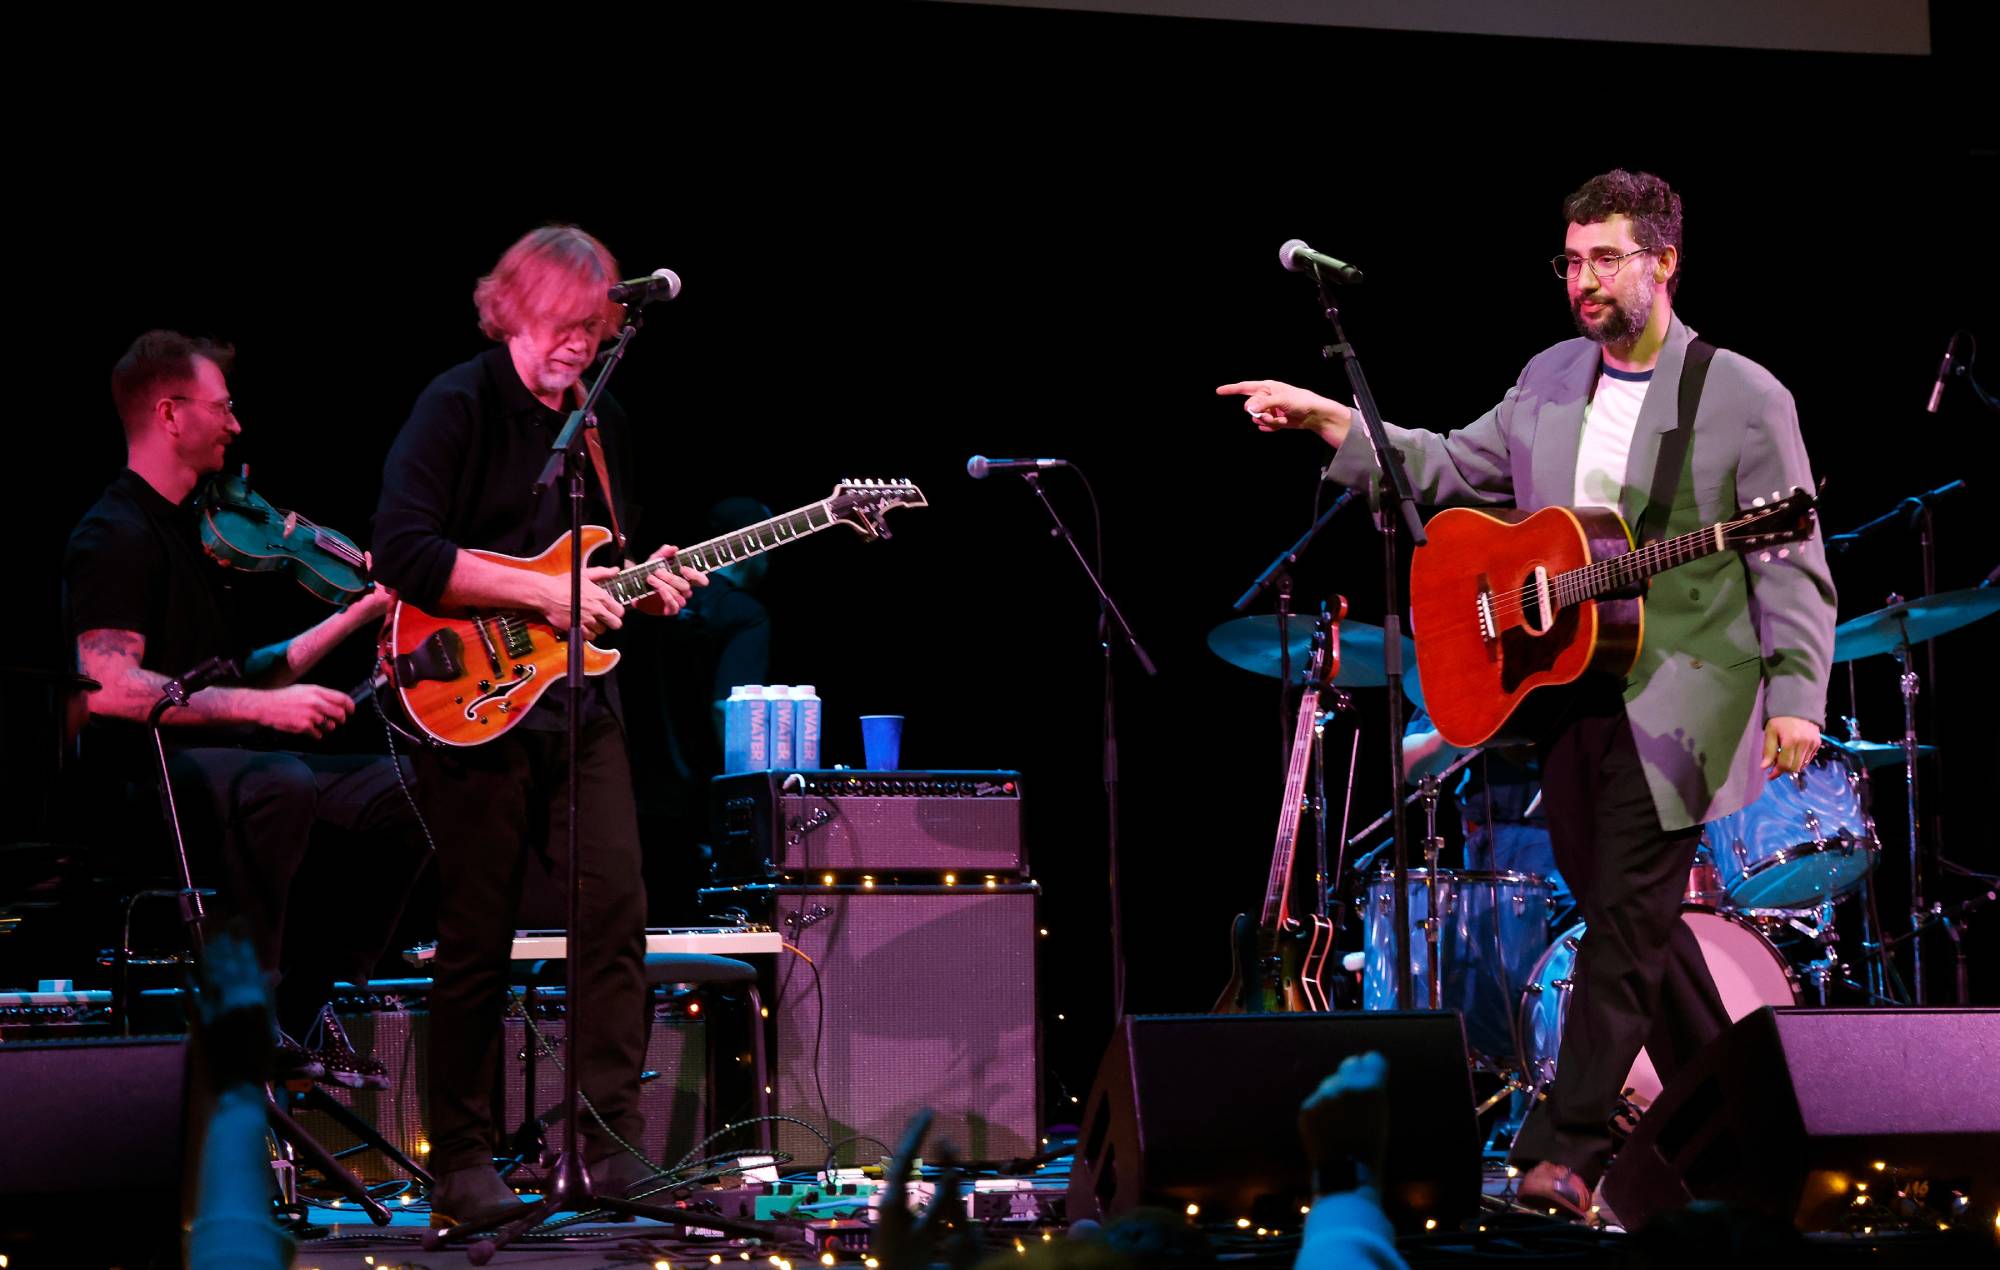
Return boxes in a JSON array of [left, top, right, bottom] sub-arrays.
[[1278, 239, 1364, 284], [608, 268, 683, 306], [966, 455, 1069, 479], [1926, 332, 1962, 414]]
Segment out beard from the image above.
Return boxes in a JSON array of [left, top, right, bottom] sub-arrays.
[[1571, 275, 1656, 347]]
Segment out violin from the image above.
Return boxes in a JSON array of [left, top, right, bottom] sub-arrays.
[[198, 467, 373, 607]]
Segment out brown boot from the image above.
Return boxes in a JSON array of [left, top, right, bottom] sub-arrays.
[[1517, 1160, 1594, 1222]]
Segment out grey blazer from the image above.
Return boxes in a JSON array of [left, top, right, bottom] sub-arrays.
[[1325, 315, 1837, 831]]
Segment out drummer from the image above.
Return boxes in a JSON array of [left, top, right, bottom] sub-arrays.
[[1403, 703, 1572, 920]]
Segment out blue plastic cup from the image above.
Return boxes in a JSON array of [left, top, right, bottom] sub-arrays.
[[859, 715, 904, 770]]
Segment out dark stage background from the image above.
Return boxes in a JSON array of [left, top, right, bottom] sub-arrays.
[[13, 4, 1998, 1117]]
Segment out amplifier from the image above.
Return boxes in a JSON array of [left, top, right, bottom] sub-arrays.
[[291, 1003, 708, 1185], [711, 770, 1025, 879]]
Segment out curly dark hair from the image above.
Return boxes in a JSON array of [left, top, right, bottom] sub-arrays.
[[111, 329, 236, 432], [1563, 169, 1682, 298]]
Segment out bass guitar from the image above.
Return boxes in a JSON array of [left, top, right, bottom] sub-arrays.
[[1215, 599, 1342, 1014]]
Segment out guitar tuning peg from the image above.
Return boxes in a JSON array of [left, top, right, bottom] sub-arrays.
[[1752, 496, 1767, 507], [1760, 552, 1774, 563]]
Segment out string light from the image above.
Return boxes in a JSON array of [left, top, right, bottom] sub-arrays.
[[823, 1254, 839, 1266], [944, 874, 957, 886], [823, 874, 835, 886], [1872, 1162, 1887, 1172], [1236, 1218, 1251, 1229], [1424, 1219, 1437, 1231]]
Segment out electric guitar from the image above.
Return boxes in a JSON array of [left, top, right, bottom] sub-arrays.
[[382, 479, 925, 747], [1408, 488, 1817, 748], [1214, 599, 1342, 1014]]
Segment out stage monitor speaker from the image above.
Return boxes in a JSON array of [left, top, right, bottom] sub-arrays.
[[1601, 1007, 2000, 1232], [767, 884, 1039, 1167], [0, 1034, 187, 1252], [292, 1008, 708, 1184], [1067, 1012, 1479, 1231]]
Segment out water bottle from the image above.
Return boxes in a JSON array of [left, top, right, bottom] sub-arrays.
[[724, 685, 769, 773], [791, 684, 822, 768], [765, 684, 795, 768]]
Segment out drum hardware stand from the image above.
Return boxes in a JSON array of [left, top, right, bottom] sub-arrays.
[[1418, 775, 1445, 1011], [1311, 693, 1355, 921]]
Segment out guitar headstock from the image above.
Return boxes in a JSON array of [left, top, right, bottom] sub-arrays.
[[829, 478, 928, 540], [1308, 595, 1348, 689], [1726, 487, 1817, 553]]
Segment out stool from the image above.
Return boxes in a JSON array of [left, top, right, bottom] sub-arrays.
[[511, 952, 771, 1162]]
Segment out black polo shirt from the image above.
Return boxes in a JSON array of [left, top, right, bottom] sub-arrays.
[[372, 346, 645, 732], [64, 467, 251, 757]]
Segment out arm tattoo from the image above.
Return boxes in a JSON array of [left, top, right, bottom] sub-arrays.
[[77, 628, 146, 663]]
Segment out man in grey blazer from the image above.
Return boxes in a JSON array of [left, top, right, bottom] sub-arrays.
[[1220, 169, 1837, 1218]]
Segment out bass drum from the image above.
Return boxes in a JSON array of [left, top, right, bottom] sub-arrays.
[[1518, 910, 1797, 1108]]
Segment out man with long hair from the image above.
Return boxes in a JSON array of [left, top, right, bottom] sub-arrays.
[[373, 226, 704, 1227]]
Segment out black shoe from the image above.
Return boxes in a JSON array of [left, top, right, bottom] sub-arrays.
[[429, 1164, 528, 1230], [274, 1033, 325, 1082], [306, 1003, 390, 1090], [314, 1044, 390, 1090]]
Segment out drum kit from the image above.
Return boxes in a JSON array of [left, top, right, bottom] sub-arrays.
[[1208, 583, 1998, 1116]]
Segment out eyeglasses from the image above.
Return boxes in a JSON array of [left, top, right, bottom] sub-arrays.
[[170, 395, 236, 416], [1550, 247, 1658, 281]]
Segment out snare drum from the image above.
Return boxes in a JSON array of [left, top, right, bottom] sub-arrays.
[[1361, 868, 1554, 1068], [1519, 909, 1797, 1107], [1702, 749, 1878, 908]]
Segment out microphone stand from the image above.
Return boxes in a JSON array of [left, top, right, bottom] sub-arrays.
[[147, 658, 396, 1227], [1306, 262, 1427, 1010], [1015, 468, 1156, 1025]]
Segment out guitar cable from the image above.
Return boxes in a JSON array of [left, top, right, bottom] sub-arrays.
[[371, 689, 439, 858]]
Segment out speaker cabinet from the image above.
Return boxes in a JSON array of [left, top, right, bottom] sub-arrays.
[[763, 884, 1040, 1167], [1067, 1012, 1479, 1231], [1601, 1006, 2000, 1231], [293, 1007, 708, 1183], [0, 1035, 187, 1254]]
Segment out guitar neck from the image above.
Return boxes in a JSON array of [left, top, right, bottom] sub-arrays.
[[599, 500, 842, 604], [1260, 685, 1321, 928], [1556, 519, 1734, 608]]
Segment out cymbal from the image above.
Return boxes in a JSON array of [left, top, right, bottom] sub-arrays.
[[1820, 734, 1937, 769], [1207, 615, 1415, 687], [1831, 586, 2000, 662]]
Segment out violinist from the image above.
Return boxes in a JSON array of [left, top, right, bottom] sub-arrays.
[[63, 329, 429, 1085]]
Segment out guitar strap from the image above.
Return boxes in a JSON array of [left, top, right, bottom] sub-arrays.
[[1636, 338, 1715, 547], [569, 379, 628, 556]]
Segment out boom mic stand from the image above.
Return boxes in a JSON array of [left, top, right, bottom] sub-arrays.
[[1293, 258, 1429, 1010], [1012, 466, 1156, 1025]]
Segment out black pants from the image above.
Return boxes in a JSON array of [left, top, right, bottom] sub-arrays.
[[1509, 698, 1731, 1184], [168, 748, 430, 1038], [412, 714, 649, 1175]]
